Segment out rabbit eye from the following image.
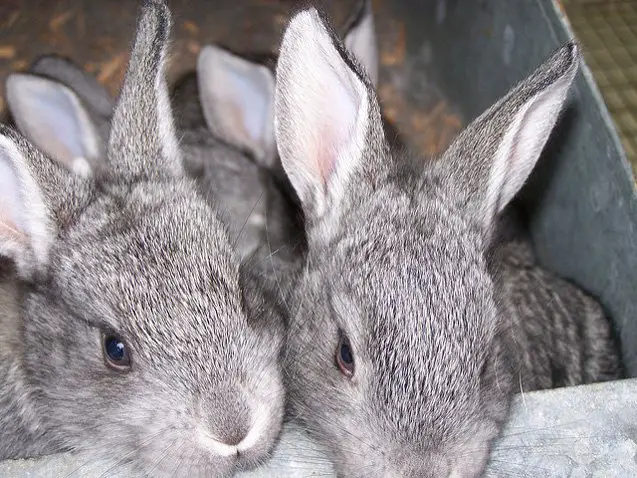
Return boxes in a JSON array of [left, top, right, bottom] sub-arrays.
[[102, 333, 131, 372], [336, 335, 355, 377]]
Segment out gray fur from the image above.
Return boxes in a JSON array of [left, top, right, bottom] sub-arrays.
[[488, 205, 621, 391], [274, 7, 619, 478], [7, 44, 302, 270], [172, 72, 303, 266], [0, 1, 285, 476]]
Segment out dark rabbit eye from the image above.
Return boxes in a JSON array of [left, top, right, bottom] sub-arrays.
[[102, 333, 131, 372], [336, 335, 355, 377]]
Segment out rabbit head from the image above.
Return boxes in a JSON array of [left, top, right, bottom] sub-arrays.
[[0, 1, 284, 475], [274, 8, 579, 478]]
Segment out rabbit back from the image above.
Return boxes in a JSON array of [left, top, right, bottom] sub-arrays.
[[490, 207, 622, 390]]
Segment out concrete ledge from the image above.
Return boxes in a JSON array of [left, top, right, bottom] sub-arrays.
[[2, 378, 637, 476]]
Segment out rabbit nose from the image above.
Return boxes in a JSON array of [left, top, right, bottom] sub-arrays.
[[195, 395, 253, 453], [207, 410, 251, 450], [217, 426, 248, 447], [196, 420, 251, 457]]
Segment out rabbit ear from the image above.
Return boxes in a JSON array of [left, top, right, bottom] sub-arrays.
[[30, 54, 114, 118], [106, 0, 182, 182], [6, 73, 100, 177], [0, 126, 86, 277], [343, 0, 379, 88], [441, 43, 580, 230], [275, 8, 383, 224], [197, 45, 277, 167]]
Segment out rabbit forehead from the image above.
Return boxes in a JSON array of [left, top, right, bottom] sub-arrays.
[[320, 187, 497, 419], [333, 256, 493, 430], [53, 182, 248, 358], [331, 186, 495, 335]]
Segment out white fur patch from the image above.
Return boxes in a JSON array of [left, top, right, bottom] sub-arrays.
[[72, 157, 92, 177], [155, 57, 183, 175], [0, 135, 54, 272], [196, 428, 239, 457], [238, 404, 268, 453]]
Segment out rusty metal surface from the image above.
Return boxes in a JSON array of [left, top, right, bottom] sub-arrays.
[[0, 0, 462, 157]]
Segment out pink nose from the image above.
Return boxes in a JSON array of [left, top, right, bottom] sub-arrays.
[[219, 428, 247, 447]]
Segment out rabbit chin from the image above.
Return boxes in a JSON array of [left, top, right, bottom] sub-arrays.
[[321, 414, 500, 478], [134, 422, 280, 477], [128, 388, 284, 477]]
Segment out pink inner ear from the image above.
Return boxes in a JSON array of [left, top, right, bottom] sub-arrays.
[[315, 123, 337, 187], [0, 214, 26, 245], [225, 101, 250, 144], [314, 101, 357, 189]]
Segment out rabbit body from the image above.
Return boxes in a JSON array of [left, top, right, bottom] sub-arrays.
[[489, 207, 621, 391]]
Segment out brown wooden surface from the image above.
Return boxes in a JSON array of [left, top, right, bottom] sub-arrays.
[[0, 0, 462, 156]]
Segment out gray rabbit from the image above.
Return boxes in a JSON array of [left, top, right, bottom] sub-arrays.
[[0, 1, 285, 476], [272, 7, 620, 478]]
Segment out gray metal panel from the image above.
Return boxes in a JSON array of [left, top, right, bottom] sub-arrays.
[[5, 379, 637, 476], [392, 0, 637, 375]]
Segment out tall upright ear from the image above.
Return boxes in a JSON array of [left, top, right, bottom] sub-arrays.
[[343, 0, 379, 88], [441, 42, 580, 230], [6, 73, 100, 177], [0, 126, 86, 278], [197, 45, 277, 167], [275, 8, 383, 224], [30, 54, 114, 119], [106, 0, 182, 182]]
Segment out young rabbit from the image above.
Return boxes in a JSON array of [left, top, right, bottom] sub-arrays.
[[273, 7, 619, 477], [0, 1, 285, 476]]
